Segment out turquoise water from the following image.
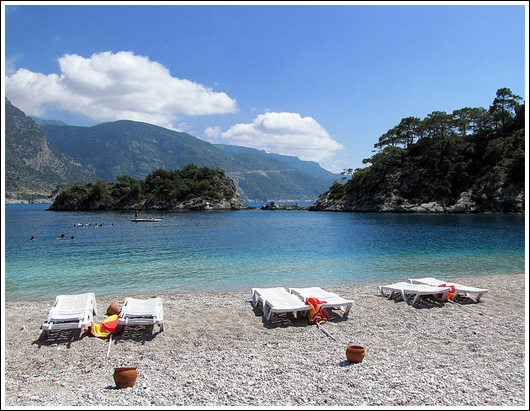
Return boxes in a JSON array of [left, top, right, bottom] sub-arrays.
[[3, 203, 526, 301]]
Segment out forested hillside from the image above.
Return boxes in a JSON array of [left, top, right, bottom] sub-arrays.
[[310, 88, 525, 213]]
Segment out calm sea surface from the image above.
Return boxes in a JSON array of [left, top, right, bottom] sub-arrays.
[[3, 203, 526, 301]]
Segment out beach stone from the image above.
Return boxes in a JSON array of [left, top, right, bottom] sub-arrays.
[[3, 274, 526, 407]]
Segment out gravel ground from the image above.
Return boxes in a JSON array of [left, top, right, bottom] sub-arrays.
[[3, 273, 526, 407]]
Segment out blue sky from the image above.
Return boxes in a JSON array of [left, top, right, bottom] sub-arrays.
[[3, 2, 527, 173]]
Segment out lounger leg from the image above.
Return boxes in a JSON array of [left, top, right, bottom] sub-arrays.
[[251, 293, 257, 308], [343, 304, 351, 317], [410, 293, 420, 305], [402, 291, 411, 305], [263, 302, 270, 321], [475, 293, 483, 302], [160, 323, 164, 332]]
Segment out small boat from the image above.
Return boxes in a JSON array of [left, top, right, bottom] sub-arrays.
[[131, 218, 161, 222]]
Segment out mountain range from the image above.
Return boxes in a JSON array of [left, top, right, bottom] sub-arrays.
[[4, 98, 97, 202], [4, 98, 340, 202]]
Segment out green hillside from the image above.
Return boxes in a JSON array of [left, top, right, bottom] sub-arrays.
[[4, 98, 97, 202], [40, 120, 335, 201], [215, 144, 339, 188]]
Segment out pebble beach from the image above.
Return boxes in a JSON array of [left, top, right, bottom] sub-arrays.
[[3, 273, 526, 407]]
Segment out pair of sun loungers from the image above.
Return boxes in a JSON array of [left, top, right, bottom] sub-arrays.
[[379, 277, 488, 306], [41, 293, 164, 338], [251, 286, 353, 321]]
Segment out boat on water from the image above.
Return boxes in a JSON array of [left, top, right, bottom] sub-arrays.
[[131, 218, 161, 222]]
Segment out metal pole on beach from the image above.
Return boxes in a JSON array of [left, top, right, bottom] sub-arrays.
[[106, 333, 113, 358]]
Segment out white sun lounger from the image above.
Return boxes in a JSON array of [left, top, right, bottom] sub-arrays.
[[379, 282, 451, 306], [251, 287, 310, 321], [408, 277, 488, 302], [41, 292, 97, 338], [288, 287, 353, 317], [117, 297, 164, 332]]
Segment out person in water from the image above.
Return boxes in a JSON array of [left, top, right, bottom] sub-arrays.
[[60, 234, 65, 239], [30, 236, 35, 241]]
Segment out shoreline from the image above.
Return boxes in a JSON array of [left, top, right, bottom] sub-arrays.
[[4, 271, 524, 303], [3, 273, 527, 407]]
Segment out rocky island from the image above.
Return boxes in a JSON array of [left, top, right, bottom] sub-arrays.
[[47, 164, 253, 211], [261, 201, 307, 210]]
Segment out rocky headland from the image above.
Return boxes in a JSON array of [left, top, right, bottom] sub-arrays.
[[308, 168, 525, 213]]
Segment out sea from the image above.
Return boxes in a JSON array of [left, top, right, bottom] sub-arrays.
[[3, 203, 527, 302]]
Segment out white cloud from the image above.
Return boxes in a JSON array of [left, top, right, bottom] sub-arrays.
[[204, 112, 344, 165], [204, 126, 223, 139], [5, 54, 22, 76], [5, 51, 237, 129]]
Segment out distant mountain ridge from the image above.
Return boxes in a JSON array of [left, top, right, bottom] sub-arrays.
[[215, 144, 338, 189], [39, 120, 339, 201], [4, 101, 340, 202], [30, 117, 69, 127]]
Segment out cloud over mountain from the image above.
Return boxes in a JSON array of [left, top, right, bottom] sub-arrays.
[[5, 51, 238, 129], [204, 112, 344, 164]]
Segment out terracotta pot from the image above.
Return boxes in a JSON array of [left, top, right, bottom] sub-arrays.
[[107, 302, 120, 316], [114, 367, 137, 388], [346, 345, 365, 363]]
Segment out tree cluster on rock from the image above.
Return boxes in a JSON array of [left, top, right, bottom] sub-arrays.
[[48, 164, 252, 211], [311, 88, 525, 213]]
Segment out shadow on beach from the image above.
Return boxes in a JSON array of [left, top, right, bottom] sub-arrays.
[[33, 329, 85, 348], [249, 300, 352, 329], [32, 324, 163, 349], [383, 293, 447, 309], [114, 324, 162, 344]]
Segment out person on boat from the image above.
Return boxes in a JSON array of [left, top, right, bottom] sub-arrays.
[[135, 210, 139, 219]]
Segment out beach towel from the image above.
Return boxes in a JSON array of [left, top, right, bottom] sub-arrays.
[[437, 284, 456, 301], [88, 314, 118, 338], [306, 297, 328, 324]]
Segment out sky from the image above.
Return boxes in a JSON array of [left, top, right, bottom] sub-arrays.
[[2, 1, 528, 173]]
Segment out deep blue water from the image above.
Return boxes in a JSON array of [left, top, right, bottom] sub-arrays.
[[3, 203, 526, 301]]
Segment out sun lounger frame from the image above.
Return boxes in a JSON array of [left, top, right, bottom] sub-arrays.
[[251, 287, 310, 321], [379, 282, 451, 306], [288, 287, 353, 317], [117, 297, 165, 332], [408, 277, 488, 302], [41, 292, 97, 338]]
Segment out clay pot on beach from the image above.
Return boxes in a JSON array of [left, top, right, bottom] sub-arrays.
[[106, 302, 120, 316], [113, 367, 137, 389], [346, 345, 366, 363]]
